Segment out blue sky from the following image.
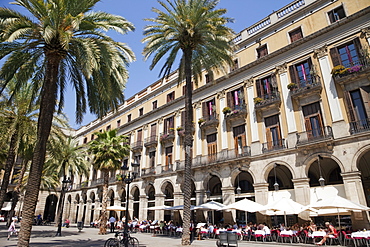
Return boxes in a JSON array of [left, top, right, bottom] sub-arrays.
[[1, 0, 293, 128]]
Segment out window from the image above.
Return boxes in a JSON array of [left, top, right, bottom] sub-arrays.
[[289, 58, 314, 87], [345, 89, 369, 133], [302, 102, 324, 139], [233, 125, 247, 156], [330, 38, 362, 68], [164, 116, 174, 134], [231, 59, 239, 72], [257, 44, 268, 59], [328, 5, 346, 23], [165, 146, 173, 170], [83, 137, 87, 144], [255, 75, 278, 100], [152, 100, 157, 110], [167, 91, 175, 103], [227, 87, 245, 110], [137, 129, 142, 142], [150, 123, 157, 137], [202, 99, 216, 121], [207, 133, 217, 163], [106, 125, 111, 131], [117, 119, 121, 128], [205, 73, 212, 83], [91, 134, 94, 141], [264, 115, 282, 150], [139, 108, 143, 116], [127, 114, 131, 123], [149, 151, 156, 168], [289, 27, 303, 43]]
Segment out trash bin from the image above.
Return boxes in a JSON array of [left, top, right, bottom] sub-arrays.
[[77, 221, 83, 232]]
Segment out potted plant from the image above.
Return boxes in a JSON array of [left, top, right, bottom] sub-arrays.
[[287, 82, 297, 90], [331, 65, 348, 76], [254, 97, 263, 104], [116, 174, 123, 182], [198, 118, 206, 126], [176, 126, 185, 136], [222, 106, 231, 115]]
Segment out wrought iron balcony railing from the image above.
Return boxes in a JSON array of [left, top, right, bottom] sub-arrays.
[[144, 135, 158, 147], [290, 75, 322, 97], [296, 126, 333, 145], [349, 118, 370, 135], [254, 92, 281, 109], [131, 141, 143, 151], [262, 138, 286, 153]]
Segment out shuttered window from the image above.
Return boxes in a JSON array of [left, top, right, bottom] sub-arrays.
[[207, 133, 217, 163], [233, 125, 247, 156], [137, 129, 142, 142], [289, 27, 303, 42], [264, 115, 281, 149], [257, 44, 268, 58], [256, 74, 277, 98], [302, 102, 324, 139], [330, 38, 362, 67], [289, 58, 312, 86], [150, 123, 157, 136]]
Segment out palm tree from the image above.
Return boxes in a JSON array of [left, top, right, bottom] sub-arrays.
[[142, 0, 234, 244], [0, 81, 39, 212], [88, 129, 130, 235], [44, 135, 89, 234], [0, 1, 135, 245]]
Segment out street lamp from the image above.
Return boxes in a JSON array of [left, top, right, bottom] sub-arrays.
[[236, 172, 242, 195], [56, 176, 72, 236], [121, 163, 139, 247], [317, 155, 325, 187], [273, 163, 279, 191]]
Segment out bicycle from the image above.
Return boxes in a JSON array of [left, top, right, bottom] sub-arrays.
[[104, 231, 139, 247]]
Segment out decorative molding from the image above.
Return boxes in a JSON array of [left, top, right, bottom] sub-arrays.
[[175, 109, 182, 117], [314, 44, 328, 59], [243, 77, 254, 88], [193, 101, 202, 109], [142, 124, 148, 130], [275, 62, 287, 74], [216, 89, 226, 99], [157, 117, 164, 124], [361, 27, 370, 39]]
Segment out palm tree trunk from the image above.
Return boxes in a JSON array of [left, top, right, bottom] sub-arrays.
[[99, 170, 109, 235], [0, 131, 18, 210], [7, 158, 27, 226], [182, 48, 193, 246], [17, 54, 60, 247]]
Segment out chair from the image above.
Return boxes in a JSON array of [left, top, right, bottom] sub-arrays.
[[227, 232, 239, 247], [216, 232, 228, 247], [329, 232, 341, 245]]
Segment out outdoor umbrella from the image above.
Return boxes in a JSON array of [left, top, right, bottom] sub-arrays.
[[260, 197, 312, 226], [146, 205, 172, 210], [221, 198, 263, 225], [106, 205, 126, 211], [194, 201, 225, 224], [308, 194, 370, 229], [166, 205, 196, 210]]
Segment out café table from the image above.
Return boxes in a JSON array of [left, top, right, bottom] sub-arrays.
[[351, 231, 370, 246]]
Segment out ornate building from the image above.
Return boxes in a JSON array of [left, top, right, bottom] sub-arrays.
[[31, 0, 370, 229]]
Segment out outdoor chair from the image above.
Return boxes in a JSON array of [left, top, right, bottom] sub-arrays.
[[227, 232, 238, 247], [216, 232, 228, 247]]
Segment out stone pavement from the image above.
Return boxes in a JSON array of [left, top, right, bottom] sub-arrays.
[[0, 222, 342, 247]]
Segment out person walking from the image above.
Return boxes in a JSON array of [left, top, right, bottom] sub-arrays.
[[109, 216, 116, 233], [7, 218, 18, 240]]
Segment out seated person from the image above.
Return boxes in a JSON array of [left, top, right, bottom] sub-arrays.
[[62, 219, 70, 227], [316, 222, 336, 246]]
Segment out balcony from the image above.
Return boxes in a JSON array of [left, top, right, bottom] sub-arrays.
[[254, 92, 281, 111], [161, 163, 174, 173], [199, 113, 219, 130], [224, 104, 248, 122], [349, 118, 370, 135], [289, 75, 322, 99], [160, 130, 175, 144], [333, 57, 370, 85], [131, 141, 143, 152], [141, 167, 156, 177], [91, 178, 104, 186], [262, 139, 286, 153], [144, 135, 158, 148], [296, 126, 333, 146]]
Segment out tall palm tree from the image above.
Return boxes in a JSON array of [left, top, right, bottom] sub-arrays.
[[0, 1, 135, 246], [143, 0, 234, 244], [44, 135, 89, 233], [88, 129, 130, 235]]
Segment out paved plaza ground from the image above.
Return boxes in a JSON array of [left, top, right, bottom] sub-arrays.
[[0, 222, 349, 247]]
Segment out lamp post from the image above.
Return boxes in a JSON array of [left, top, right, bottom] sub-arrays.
[[121, 163, 139, 247], [236, 172, 242, 195], [56, 176, 71, 236], [317, 155, 325, 187], [273, 163, 279, 191]]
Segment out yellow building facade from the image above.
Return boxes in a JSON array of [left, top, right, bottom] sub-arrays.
[[32, 0, 370, 229]]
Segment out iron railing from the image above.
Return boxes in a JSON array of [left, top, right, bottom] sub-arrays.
[[144, 135, 158, 147], [131, 141, 143, 150], [349, 118, 370, 134], [262, 138, 286, 153], [254, 92, 281, 109], [296, 126, 333, 145], [290, 75, 321, 96], [91, 178, 104, 186]]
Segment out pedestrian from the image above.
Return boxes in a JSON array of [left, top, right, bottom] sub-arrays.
[[7, 218, 18, 240], [109, 216, 116, 233]]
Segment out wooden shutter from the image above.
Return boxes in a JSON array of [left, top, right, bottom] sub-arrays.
[[330, 47, 341, 67], [202, 102, 208, 119], [289, 65, 298, 84], [344, 91, 357, 122], [266, 127, 272, 150], [227, 92, 233, 108], [137, 130, 142, 141], [256, 79, 262, 97], [353, 37, 364, 61], [151, 124, 157, 136], [304, 117, 313, 140]]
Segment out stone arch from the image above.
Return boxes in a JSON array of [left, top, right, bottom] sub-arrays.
[[303, 152, 345, 175], [263, 162, 294, 191], [44, 194, 58, 222], [146, 184, 156, 200], [230, 167, 257, 185], [130, 186, 140, 219], [209, 174, 222, 196], [352, 143, 370, 172], [89, 191, 96, 203], [107, 189, 115, 206], [233, 170, 255, 194], [130, 185, 140, 200], [159, 179, 175, 194], [75, 193, 80, 203]]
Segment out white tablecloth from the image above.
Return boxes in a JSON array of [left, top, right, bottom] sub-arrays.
[[280, 230, 293, 236], [351, 231, 370, 238], [254, 230, 266, 236], [312, 231, 326, 238]]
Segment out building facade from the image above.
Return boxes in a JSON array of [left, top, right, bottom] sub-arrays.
[[30, 0, 370, 229]]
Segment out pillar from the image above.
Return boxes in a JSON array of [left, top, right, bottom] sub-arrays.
[[141, 125, 148, 169], [195, 101, 202, 156], [155, 194, 165, 221], [253, 183, 269, 224], [245, 79, 260, 155], [217, 90, 228, 150], [342, 171, 370, 229], [362, 28, 370, 45], [174, 192, 184, 224], [139, 195, 148, 221], [175, 110, 181, 161], [157, 119, 163, 166], [222, 186, 236, 225], [292, 178, 311, 221], [195, 190, 206, 222]]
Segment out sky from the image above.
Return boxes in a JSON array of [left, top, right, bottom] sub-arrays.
[[1, 0, 293, 128]]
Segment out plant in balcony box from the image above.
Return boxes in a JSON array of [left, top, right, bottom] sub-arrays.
[[222, 106, 231, 115], [348, 65, 363, 73], [254, 97, 263, 104], [331, 65, 348, 76], [198, 118, 206, 126], [81, 181, 88, 187], [160, 133, 169, 142], [116, 174, 123, 182], [287, 82, 297, 90]]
